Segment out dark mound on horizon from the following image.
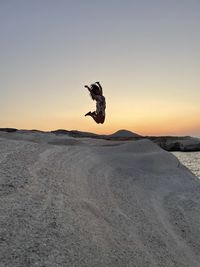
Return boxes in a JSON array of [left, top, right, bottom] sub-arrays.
[[108, 129, 141, 138], [0, 128, 17, 133]]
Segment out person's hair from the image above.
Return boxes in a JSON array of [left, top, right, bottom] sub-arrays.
[[90, 84, 101, 100]]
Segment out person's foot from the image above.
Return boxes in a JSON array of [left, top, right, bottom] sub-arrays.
[[85, 111, 91, 116]]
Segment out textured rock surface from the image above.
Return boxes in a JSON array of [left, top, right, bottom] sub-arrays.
[[0, 132, 200, 266]]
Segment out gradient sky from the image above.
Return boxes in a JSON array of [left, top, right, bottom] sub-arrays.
[[0, 0, 200, 136]]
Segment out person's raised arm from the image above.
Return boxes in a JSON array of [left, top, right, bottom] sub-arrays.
[[84, 85, 91, 91], [85, 85, 98, 100], [95, 82, 103, 95]]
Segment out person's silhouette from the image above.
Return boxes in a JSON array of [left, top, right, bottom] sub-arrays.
[[84, 82, 106, 124]]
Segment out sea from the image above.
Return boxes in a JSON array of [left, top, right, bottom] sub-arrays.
[[172, 152, 200, 179]]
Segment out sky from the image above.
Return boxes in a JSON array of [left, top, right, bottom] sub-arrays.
[[0, 0, 200, 136]]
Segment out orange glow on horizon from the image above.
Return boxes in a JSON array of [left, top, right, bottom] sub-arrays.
[[3, 116, 199, 137], [1, 89, 199, 137]]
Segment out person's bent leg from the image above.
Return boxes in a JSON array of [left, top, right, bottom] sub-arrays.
[[91, 114, 105, 124], [85, 111, 92, 116], [85, 111, 104, 124], [89, 113, 101, 124]]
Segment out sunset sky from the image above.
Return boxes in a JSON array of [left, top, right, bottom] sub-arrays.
[[0, 0, 200, 136]]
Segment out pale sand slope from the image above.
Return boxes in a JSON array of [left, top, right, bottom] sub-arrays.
[[0, 133, 200, 267]]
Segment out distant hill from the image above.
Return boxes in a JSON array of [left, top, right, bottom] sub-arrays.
[[0, 128, 17, 133], [108, 129, 141, 138]]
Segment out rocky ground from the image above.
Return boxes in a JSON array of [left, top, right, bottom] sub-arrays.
[[0, 131, 200, 266]]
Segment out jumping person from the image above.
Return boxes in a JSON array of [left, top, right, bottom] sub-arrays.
[[84, 82, 106, 124]]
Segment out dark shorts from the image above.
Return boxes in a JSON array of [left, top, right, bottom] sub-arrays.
[[97, 111, 105, 123]]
